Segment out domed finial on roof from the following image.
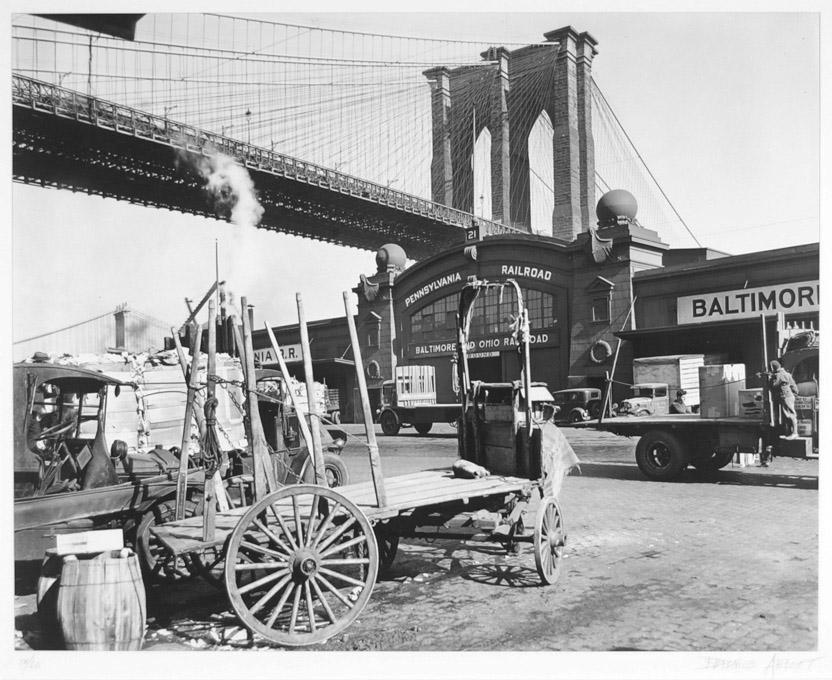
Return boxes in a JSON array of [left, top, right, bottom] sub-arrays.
[[376, 243, 407, 274], [596, 189, 638, 229]]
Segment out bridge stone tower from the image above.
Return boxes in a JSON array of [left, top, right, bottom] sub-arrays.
[[424, 26, 597, 241]]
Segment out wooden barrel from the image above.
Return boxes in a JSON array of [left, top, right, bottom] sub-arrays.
[[56, 549, 147, 650], [36, 549, 64, 647]]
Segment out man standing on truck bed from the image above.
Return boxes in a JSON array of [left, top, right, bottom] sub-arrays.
[[670, 389, 691, 414], [767, 360, 800, 439]]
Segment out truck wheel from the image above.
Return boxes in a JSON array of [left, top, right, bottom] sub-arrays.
[[414, 422, 433, 435], [380, 410, 401, 436], [323, 452, 350, 487], [635, 430, 689, 481], [331, 411, 341, 425], [691, 448, 735, 471]]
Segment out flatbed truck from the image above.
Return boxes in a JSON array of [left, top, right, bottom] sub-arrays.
[[377, 365, 461, 436], [573, 413, 816, 481]]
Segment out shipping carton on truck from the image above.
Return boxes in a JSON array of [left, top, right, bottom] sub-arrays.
[[377, 365, 461, 436]]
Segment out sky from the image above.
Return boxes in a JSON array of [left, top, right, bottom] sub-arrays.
[[7, 8, 823, 345]]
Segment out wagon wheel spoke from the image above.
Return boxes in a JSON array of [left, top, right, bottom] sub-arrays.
[[304, 581, 317, 633], [317, 567, 365, 588], [240, 540, 289, 561], [237, 567, 291, 596], [306, 493, 321, 546], [249, 573, 293, 616], [288, 581, 303, 633], [291, 493, 305, 547], [316, 516, 357, 554], [310, 576, 337, 624], [315, 572, 353, 608], [269, 504, 300, 552], [252, 517, 294, 557], [320, 533, 367, 559], [309, 501, 342, 549], [225, 485, 378, 647], [265, 582, 297, 629], [319, 558, 371, 566]]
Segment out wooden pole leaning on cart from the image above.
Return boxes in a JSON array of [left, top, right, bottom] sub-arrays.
[[171, 324, 203, 521], [600, 295, 638, 425], [241, 296, 277, 501], [179, 281, 218, 335], [200, 299, 226, 541], [297, 293, 326, 486], [264, 325, 318, 480], [172, 326, 206, 435], [343, 290, 387, 507]]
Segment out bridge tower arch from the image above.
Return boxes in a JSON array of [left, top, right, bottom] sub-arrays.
[[424, 26, 597, 241]]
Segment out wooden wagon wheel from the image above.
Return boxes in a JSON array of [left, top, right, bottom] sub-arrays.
[[224, 484, 378, 647], [136, 500, 201, 583], [195, 544, 226, 589], [533, 497, 566, 585]]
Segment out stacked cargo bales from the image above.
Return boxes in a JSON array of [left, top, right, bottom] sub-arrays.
[[699, 364, 746, 418], [72, 352, 247, 454]]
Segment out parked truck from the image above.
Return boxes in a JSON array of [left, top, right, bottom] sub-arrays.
[[575, 336, 818, 481], [377, 365, 461, 436]]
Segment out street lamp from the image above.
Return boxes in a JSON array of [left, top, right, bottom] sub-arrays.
[[245, 109, 252, 144]]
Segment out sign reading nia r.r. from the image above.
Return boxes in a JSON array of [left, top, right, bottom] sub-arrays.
[[253, 344, 303, 365], [677, 281, 818, 324]]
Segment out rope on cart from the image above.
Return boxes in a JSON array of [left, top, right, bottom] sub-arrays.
[[201, 396, 222, 476]]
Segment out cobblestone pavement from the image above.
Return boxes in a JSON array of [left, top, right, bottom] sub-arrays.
[[14, 425, 819, 655]]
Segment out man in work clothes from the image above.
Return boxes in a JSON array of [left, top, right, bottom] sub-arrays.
[[670, 389, 691, 414], [767, 360, 800, 439]]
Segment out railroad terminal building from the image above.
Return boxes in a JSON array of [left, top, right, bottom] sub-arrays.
[[251, 215, 819, 422]]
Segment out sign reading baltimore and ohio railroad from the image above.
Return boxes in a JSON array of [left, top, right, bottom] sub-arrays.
[[409, 332, 555, 358], [677, 280, 818, 324]]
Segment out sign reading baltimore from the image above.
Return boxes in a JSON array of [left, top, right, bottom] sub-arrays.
[[677, 280, 818, 324]]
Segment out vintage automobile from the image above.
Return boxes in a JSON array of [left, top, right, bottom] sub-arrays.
[[254, 369, 349, 487], [616, 382, 670, 417], [551, 388, 605, 424], [13, 361, 188, 563]]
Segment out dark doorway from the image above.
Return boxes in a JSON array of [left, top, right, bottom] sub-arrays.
[[468, 355, 502, 383]]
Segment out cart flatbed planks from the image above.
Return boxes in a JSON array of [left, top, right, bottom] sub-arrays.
[[150, 469, 533, 555]]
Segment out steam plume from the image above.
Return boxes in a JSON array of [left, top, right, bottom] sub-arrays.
[[179, 150, 266, 314]]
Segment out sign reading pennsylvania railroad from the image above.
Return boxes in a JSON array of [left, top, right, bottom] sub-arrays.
[[677, 280, 818, 324]]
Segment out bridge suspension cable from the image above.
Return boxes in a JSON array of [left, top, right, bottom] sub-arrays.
[[13, 12, 698, 245]]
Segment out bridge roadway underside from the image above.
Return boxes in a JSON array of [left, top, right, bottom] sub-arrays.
[[12, 107, 464, 259]]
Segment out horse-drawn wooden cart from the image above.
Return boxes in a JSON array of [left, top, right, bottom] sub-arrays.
[[150, 280, 573, 647]]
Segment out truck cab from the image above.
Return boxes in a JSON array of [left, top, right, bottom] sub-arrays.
[[380, 379, 397, 410], [551, 388, 604, 424], [616, 383, 669, 417]]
